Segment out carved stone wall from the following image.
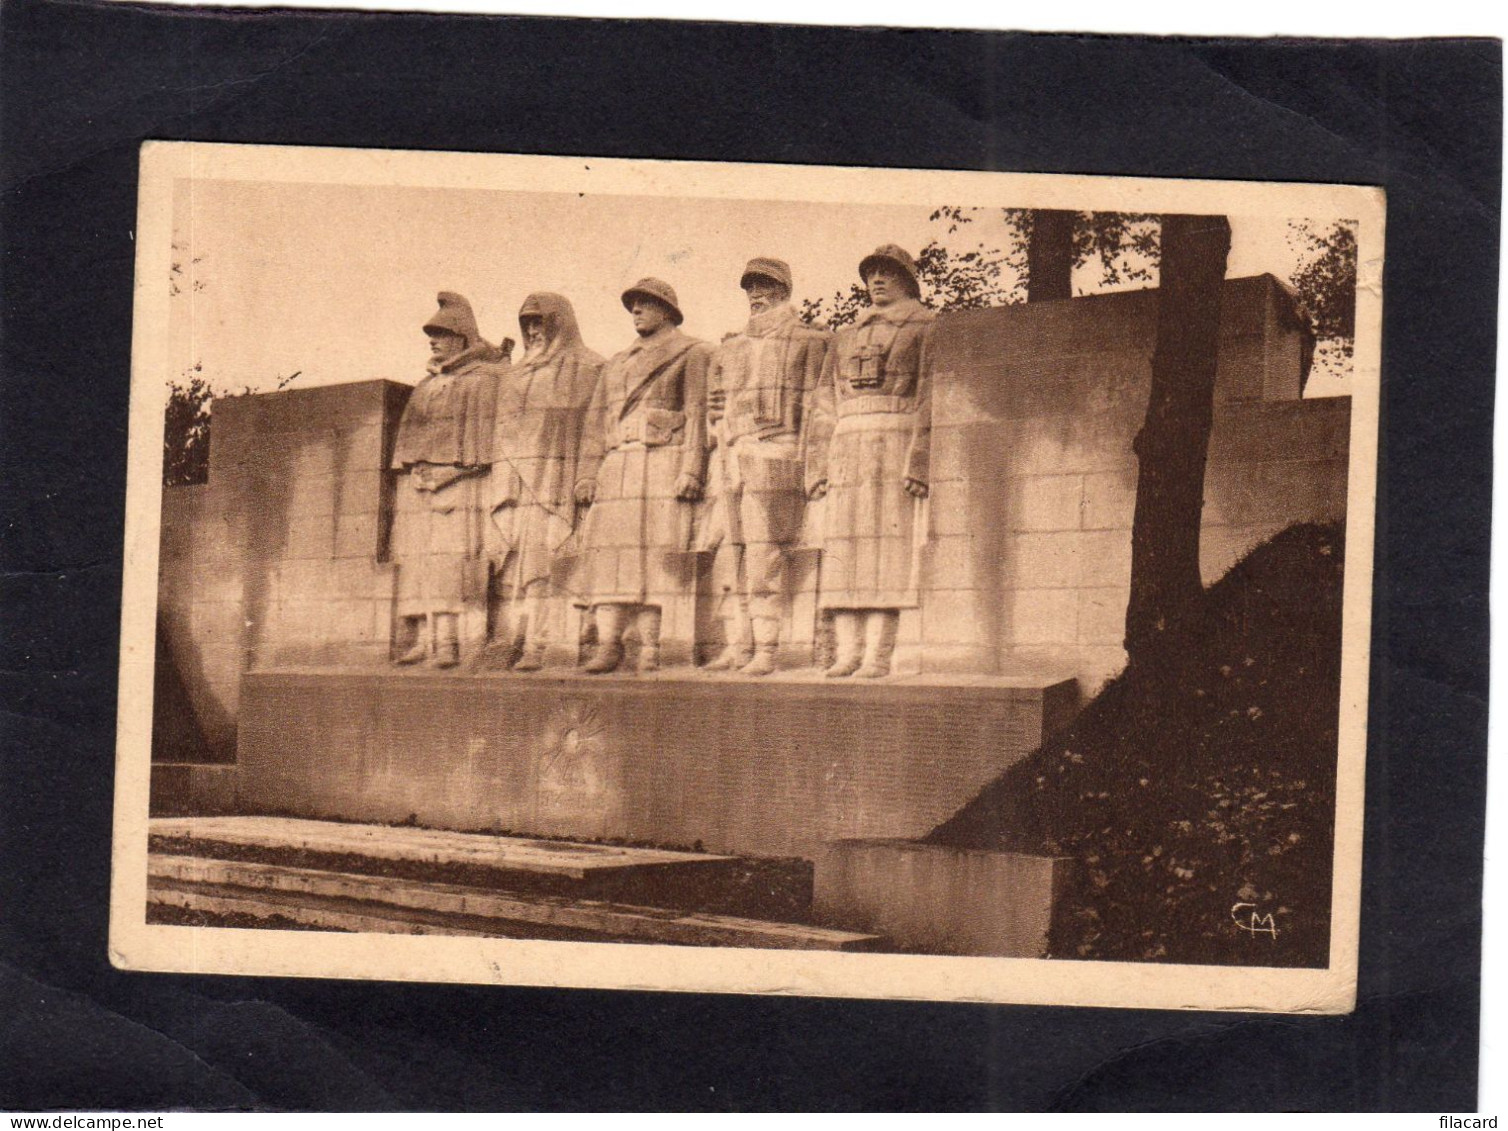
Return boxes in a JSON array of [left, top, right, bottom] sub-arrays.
[[153, 275, 1351, 760]]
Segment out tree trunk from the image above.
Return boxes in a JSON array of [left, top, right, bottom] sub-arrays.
[[1124, 214, 1232, 663], [1025, 209, 1076, 302]]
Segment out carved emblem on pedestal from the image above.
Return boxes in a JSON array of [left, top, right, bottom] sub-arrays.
[[537, 699, 608, 803]]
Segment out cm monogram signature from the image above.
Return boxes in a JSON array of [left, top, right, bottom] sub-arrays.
[[1231, 902, 1280, 939]]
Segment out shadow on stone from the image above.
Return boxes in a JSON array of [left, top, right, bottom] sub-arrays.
[[924, 521, 1345, 967]]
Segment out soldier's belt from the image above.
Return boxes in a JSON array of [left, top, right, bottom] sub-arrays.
[[837, 395, 916, 417], [726, 431, 808, 458], [616, 408, 685, 446], [724, 425, 801, 449]]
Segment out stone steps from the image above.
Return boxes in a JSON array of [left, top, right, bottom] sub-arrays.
[[146, 816, 882, 950], [148, 815, 760, 908], [148, 856, 881, 949], [150, 814, 735, 877]]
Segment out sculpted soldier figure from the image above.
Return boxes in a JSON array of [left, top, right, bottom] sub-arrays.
[[703, 257, 831, 675], [572, 278, 711, 674], [390, 292, 506, 668], [806, 245, 935, 678], [486, 293, 604, 671]]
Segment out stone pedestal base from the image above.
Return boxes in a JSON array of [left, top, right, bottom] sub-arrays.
[[814, 839, 1071, 957], [235, 669, 1077, 859]]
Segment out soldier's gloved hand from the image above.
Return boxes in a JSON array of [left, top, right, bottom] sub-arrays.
[[574, 480, 597, 506], [808, 478, 829, 500], [674, 474, 704, 502], [708, 389, 726, 413], [903, 477, 929, 499]]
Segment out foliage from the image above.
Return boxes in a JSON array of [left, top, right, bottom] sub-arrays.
[[1288, 219, 1358, 358], [799, 227, 1014, 328], [1003, 207, 1162, 289], [798, 207, 1162, 327], [1076, 212, 1163, 287], [798, 284, 870, 330], [163, 364, 214, 486], [931, 522, 1344, 968], [163, 365, 302, 487]]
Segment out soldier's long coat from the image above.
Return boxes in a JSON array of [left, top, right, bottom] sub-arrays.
[[489, 293, 603, 592], [390, 341, 503, 618], [573, 327, 712, 607], [805, 298, 935, 610]]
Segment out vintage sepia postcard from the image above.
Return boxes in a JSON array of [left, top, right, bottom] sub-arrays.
[[109, 141, 1383, 1013]]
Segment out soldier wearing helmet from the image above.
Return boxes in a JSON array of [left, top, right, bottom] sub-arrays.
[[805, 245, 935, 679], [572, 278, 712, 674], [389, 291, 509, 668]]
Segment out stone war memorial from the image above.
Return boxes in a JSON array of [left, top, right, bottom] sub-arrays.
[[122, 146, 1378, 1010]]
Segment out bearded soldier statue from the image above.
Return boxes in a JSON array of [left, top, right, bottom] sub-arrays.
[[702, 257, 831, 675], [486, 293, 604, 671]]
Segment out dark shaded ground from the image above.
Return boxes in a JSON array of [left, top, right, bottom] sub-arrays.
[[931, 522, 1345, 968]]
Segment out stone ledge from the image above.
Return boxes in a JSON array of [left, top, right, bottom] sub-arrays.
[[813, 838, 1071, 957], [148, 862, 882, 950], [253, 664, 1078, 696]]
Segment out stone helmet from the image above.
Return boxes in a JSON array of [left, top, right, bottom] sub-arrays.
[[740, 257, 793, 295], [858, 244, 921, 298], [621, 277, 684, 325], [422, 291, 482, 349]]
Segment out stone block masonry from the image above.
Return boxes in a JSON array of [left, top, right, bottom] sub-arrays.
[[921, 274, 1349, 689], [154, 381, 408, 761]]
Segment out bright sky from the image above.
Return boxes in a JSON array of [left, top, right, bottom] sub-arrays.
[[168, 178, 1346, 396]]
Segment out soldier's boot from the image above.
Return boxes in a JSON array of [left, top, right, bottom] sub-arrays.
[[479, 618, 522, 669], [513, 642, 547, 672], [705, 641, 753, 671], [824, 611, 864, 678], [394, 616, 428, 665], [513, 586, 549, 672], [583, 604, 626, 674], [479, 579, 519, 668], [740, 616, 780, 676], [636, 606, 663, 673], [705, 600, 753, 670], [855, 610, 899, 679], [429, 614, 461, 669]]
